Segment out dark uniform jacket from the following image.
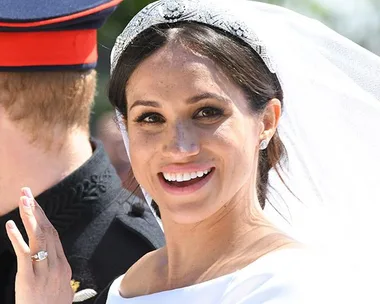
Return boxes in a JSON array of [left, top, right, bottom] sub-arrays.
[[0, 140, 165, 303]]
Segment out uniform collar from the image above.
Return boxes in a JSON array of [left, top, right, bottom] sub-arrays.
[[0, 139, 121, 253]]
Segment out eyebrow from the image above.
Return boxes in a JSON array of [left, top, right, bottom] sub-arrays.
[[129, 92, 230, 110], [187, 92, 231, 105], [129, 100, 160, 111]]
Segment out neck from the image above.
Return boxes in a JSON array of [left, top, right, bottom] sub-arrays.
[[0, 121, 92, 216], [160, 187, 289, 289]]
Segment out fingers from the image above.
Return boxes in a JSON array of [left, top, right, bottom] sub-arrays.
[[5, 220, 34, 278], [23, 189, 73, 292], [33, 203, 64, 261], [8, 188, 75, 304], [18, 196, 50, 275], [22, 188, 65, 260]]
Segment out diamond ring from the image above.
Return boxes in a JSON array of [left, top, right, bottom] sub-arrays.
[[31, 250, 48, 262]]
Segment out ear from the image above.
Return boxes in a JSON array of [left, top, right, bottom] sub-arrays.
[[259, 98, 281, 142]]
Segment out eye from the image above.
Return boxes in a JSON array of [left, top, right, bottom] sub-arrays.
[[134, 112, 165, 124], [194, 107, 224, 119]]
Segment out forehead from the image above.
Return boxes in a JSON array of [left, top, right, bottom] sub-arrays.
[[127, 43, 237, 99]]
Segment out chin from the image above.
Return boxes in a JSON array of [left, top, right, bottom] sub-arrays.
[[160, 195, 223, 225]]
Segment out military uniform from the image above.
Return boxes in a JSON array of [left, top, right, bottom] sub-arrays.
[[0, 140, 165, 303], [0, 1, 165, 302]]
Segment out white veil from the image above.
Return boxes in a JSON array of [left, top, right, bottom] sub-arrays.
[[111, 0, 380, 280]]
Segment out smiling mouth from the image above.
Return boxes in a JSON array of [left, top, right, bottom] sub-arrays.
[[159, 168, 214, 188]]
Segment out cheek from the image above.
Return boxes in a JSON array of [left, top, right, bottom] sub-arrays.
[[128, 130, 158, 180], [213, 118, 259, 174]]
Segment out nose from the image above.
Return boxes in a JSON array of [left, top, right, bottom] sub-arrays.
[[162, 120, 200, 159]]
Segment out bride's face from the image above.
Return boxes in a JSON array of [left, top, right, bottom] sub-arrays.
[[126, 43, 263, 224]]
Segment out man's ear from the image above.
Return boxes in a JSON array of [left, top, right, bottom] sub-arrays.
[[259, 98, 281, 141]]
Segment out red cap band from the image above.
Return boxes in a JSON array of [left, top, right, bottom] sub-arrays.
[[0, 30, 97, 68]]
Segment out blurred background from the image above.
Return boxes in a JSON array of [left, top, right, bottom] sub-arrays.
[[92, 0, 380, 176]]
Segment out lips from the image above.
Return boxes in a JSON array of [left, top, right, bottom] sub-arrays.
[[162, 168, 212, 182], [158, 167, 215, 195]]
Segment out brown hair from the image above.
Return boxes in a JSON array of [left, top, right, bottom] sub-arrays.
[[0, 70, 97, 147], [109, 22, 287, 210]]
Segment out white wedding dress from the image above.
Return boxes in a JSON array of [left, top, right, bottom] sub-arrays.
[[106, 248, 353, 304]]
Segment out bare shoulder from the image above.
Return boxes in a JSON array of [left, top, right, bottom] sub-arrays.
[[119, 247, 167, 298]]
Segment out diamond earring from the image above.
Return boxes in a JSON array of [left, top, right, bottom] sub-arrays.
[[259, 139, 269, 150]]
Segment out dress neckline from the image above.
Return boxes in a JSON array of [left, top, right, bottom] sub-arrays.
[[110, 247, 307, 301]]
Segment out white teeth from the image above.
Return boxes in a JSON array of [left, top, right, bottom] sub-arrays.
[[176, 173, 184, 182], [162, 168, 212, 182]]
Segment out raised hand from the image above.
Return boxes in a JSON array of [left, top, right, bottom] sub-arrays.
[[5, 187, 74, 304]]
